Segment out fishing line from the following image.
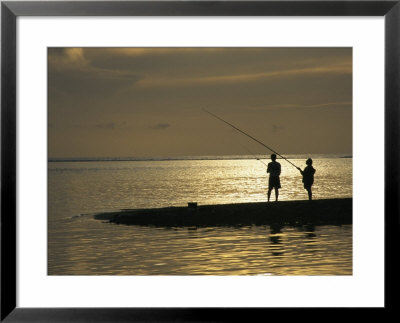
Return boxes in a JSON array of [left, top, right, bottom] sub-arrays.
[[203, 108, 299, 169], [240, 144, 269, 168]]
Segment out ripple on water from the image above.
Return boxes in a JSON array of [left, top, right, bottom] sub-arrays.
[[48, 218, 352, 275], [48, 159, 352, 275]]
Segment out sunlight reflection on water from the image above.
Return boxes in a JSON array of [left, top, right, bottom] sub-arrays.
[[49, 218, 352, 275], [49, 158, 351, 215], [48, 158, 352, 275]]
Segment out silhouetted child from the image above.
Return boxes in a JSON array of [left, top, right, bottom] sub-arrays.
[[267, 154, 281, 202], [297, 158, 316, 201]]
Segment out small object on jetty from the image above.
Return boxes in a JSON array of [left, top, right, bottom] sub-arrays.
[[188, 202, 198, 208]]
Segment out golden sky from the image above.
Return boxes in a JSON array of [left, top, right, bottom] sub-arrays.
[[48, 47, 352, 158]]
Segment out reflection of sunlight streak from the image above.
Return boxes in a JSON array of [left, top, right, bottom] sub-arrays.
[[186, 158, 351, 205], [49, 158, 351, 210], [49, 209, 352, 275], [49, 158, 352, 275]]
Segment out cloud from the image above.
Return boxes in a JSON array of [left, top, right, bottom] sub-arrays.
[[48, 48, 88, 68], [48, 48, 145, 97], [48, 48, 352, 157], [49, 47, 352, 106], [87, 48, 225, 58], [149, 123, 171, 130], [272, 124, 285, 133], [246, 101, 352, 111], [134, 63, 352, 89], [94, 122, 116, 129]]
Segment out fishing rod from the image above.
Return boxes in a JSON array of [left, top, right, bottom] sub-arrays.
[[203, 108, 299, 169]]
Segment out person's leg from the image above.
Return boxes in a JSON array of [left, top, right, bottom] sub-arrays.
[[275, 188, 279, 201], [307, 188, 312, 200], [267, 188, 272, 202]]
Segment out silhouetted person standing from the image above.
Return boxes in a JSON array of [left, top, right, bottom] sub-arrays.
[[267, 154, 281, 202], [297, 158, 316, 201]]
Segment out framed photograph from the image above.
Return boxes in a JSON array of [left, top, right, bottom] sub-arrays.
[[2, 0, 399, 321]]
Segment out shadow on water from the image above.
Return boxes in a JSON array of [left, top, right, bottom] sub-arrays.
[[267, 222, 324, 258], [269, 223, 285, 256], [303, 223, 316, 238], [52, 212, 352, 275]]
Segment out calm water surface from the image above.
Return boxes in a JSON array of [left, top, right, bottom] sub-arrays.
[[48, 156, 352, 275]]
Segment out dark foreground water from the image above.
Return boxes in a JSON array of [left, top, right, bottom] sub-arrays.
[[48, 157, 352, 275]]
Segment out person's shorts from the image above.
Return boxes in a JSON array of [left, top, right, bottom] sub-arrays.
[[269, 176, 281, 189], [303, 180, 313, 190]]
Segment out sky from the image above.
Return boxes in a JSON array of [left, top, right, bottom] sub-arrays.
[[48, 47, 352, 158]]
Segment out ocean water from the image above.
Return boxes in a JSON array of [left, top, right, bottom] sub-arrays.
[[48, 156, 352, 275]]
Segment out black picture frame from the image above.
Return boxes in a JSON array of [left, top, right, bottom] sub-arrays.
[[1, 1, 399, 321]]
